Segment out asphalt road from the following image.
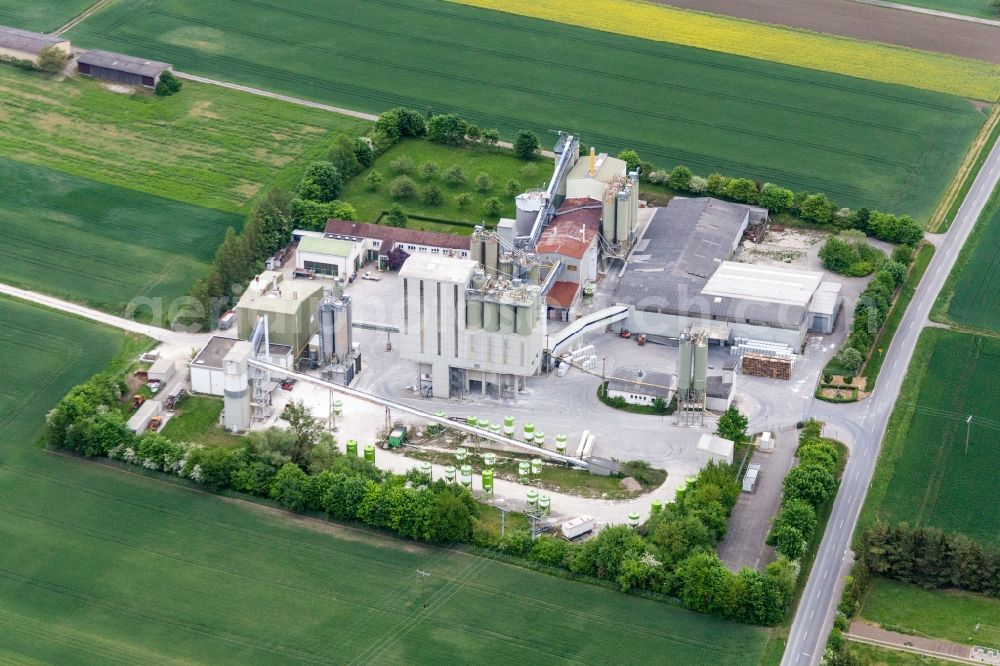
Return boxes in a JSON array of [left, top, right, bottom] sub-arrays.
[[781, 136, 1000, 665], [650, 0, 1000, 63]]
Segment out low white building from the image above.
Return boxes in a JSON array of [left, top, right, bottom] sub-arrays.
[[697, 433, 735, 467], [190, 336, 292, 396], [605, 369, 674, 407], [295, 235, 362, 279]]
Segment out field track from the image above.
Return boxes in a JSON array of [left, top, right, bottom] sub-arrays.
[[650, 0, 1000, 64]]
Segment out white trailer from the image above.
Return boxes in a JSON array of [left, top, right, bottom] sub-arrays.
[[562, 515, 595, 540]]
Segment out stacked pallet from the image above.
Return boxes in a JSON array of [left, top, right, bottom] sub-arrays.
[[741, 354, 791, 380]]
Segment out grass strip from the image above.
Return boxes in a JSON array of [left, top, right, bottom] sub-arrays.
[[929, 104, 1000, 233]]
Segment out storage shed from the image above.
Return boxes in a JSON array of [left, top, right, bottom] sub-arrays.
[[77, 50, 172, 88], [0, 25, 70, 66], [697, 433, 734, 467], [147, 358, 176, 384]]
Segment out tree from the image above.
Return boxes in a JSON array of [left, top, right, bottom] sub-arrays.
[[819, 237, 855, 274], [482, 197, 501, 217], [37, 46, 68, 73], [419, 161, 439, 180], [296, 161, 343, 202], [290, 198, 356, 230], [422, 184, 443, 206], [775, 498, 817, 537], [429, 487, 476, 542], [390, 156, 414, 175], [667, 165, 693, 191], [365, 170, 383, 191], [427, 113, 468, 145], [689, 175, 708, 194], [800, 194, 834, 225], [353, 137, 374, 168], [504, 179, 521, 197], [993, 0, 1000, 17], [280, 400, 324, 467], [783, 464, 837, 507], [835, 347, 864, 373], [881, 260, 906, 287], [474, 172, 492, 193], [327, 134, 361, 178], [892, 244, 914, 265], [270, 463, 310, 510], [617, 149, 641, 173], [387, 246, 410, 270], [759, 183, 794, 214], [715, 407, 748, 445], [513, 130, 540, 160], [465, 124, 481, 142], [529, 535, 569, 566], [154, 70, 183, 96], [675, 551, 731, 614], [253, 188, 292, 255], [706, 173, 729, 197], [389, 175, 417, 199], [386, 204, 407, 228], [455, 192, 473, 210], [482, 128, 500, 148], [442, 164, 466, 187], [725, 178, 759, 204]]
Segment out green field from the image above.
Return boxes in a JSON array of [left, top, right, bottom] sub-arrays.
[[159, 395, 240, 448], [934, 186, 1000, 332], [0, 0, 92, 32], [847, 639, 952, 665], [861, 329, 1000, 546], [67, 0, 987, 219], [0, 297, 770, 664], [893, 0, 997, 19], [342, 139, 539, 226], [0, 65, 367, 213], [0, 158, 237, 314], [862, 578, 1000, 651]]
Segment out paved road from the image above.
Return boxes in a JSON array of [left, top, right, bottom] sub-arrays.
[[782, 133, 1000, 665], [651, 0, 1000, 63]]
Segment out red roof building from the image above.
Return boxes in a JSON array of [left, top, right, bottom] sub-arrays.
[[321, 219, 471, 266], [535, 198, 602, 260]]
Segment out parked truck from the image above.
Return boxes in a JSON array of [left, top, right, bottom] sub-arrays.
[[561, 515, 595, 540]]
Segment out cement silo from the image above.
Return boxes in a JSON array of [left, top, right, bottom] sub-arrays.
[[677, 334, 692, 391], [615, 189, 630, 244], [483, 299, 500, 332], [499, 303, 516, 335], [466, 298, 483, 330], [515, 305, 533, 336], [317, 298, 335, 365], [602, 193, 616, 241], [693, 336, 708, 392]]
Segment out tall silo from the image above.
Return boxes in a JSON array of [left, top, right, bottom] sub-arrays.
[[333, 298, 350, 363], [466, 297, 483, 330], [677, 334, 692, 391], [483, 299, 500, 332], [499, 303, 516, 335], [602, 193, 616, 241], [317, 298, 335, 365], [515, 305, 532, 336], [693, 336, 708, 392], [615, 189, 630, 244]]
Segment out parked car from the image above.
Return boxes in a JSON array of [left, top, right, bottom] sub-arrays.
[[361, 271, 381, 281]]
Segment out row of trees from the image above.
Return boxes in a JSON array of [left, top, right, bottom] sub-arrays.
[[370, 106, 540, 160], [622, 151, 923, 245], [766, 422, 843, 560], [44, 382, 480, 543]]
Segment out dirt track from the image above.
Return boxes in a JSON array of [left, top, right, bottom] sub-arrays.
[[650, 0, 1000, 64]]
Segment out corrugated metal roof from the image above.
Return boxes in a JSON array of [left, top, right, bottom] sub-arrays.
[[703, 262, 823, 308], [399, 254, 477, 283], [0, 25, 67, 54], [607, 370, 673, 398], [77, 49, 171, 77], [298, 236, 357, 257], [535, 198, 601, 260], [324, 219, 470, 252], [546, 280, 579, 308]]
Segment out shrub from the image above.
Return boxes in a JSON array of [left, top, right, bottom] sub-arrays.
[[482, 128, 500, 147], [465, 124, 481, 142], [422, 184, 443, 206], [154, 70, 183, 96], [37, 46, 68, 74], [759, 183, 794, 214], [474, 172, 492, 193], [386, 204, 407, 228], [389, 176, 417, 199], [667, 165, 693, 191], [706, 173, 729, 197], [354, 137, 374, 168], [390, 156, 414, 175], [498, 529, 533, 556], [365, 170, 383, 191], [725, 178, 759, 204], [528, 535, 569, 566], [419, 161, 439, 180], [427, 113, 468, 145], [504, 179, 521, 197], [834, 347, 864, 373], [892, 244, 915, 265], [520, 163, 538, 180], [647, 170, 669, 185], [455, 192, 473, 210], [617, 149, 641, 173], [800, 194, 834, 225], [513, 130, 540, 160], [881, 261, 907, 287], [482, 197, 502, 217], [688, 175, 708, 194], [619, 460, 657, 485], [443, 164, 466, 187]]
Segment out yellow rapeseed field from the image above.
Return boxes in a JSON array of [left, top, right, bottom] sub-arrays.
[[449, 0, 1000, 101]]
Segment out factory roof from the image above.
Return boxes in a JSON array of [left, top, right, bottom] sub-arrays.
[[535, 198, 602, 259], [697, 433, 735, 457], [191, 336, 289, 368], [706, 375, 733, 399], [546, 280, 580, 309], [77, 50, 172, 77], [607, 370, 674, 398], [703, 262, 823, 308], [0, 25, 68, 54], [324, 219, 470, 252], [298, 236, 357, 257], [399, 254, 478, 283], [237, 271, 325, 314], [567, 152, 627, 185], [809, 281, 843, 316]]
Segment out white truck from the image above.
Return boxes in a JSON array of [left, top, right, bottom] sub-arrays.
[[562, 515, 595, 540]]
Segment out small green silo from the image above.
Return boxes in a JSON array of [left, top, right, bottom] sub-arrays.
[[455, 447, 467, 462], [555, 434, 567, 455], [483, 452, 496, 469], [651, 500, 662, 514], [363, 444, 375, 464], [482, 468, 494, 495], [531, 458, 543, 477], [538, 494, 551, 516], [420, 461, 432, 481], [628, 512, 640, 529], [459, 465, 472, 488], [444, 465, 456, 483], [503, 416, 515, 437], [534, 431, 545, 448], [333, 399, 343, 416], [526, 489, 538, 511], [518, 461, 530, 482], [346, 439, 358, 457]]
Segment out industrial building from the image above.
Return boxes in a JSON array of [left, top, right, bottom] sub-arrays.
[[605, 369, 674, 407], [307, 293, 361, 384], [0, 25, 70, 66], [615, 197, 842, 349], [318, 220, 471, 269], [76, 50, 172, 88], [534, 198, 602, 320], [235, 271, 325, 357], [697, 434, 735, 467], [398, 254, 544, 399], [294, 234, 363, 279], [190, 336, 292, 396]]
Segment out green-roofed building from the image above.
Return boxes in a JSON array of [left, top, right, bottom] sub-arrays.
[[295, 234, 362, 279]]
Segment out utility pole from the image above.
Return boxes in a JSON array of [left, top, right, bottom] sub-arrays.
[[966, 415, 973, 455]]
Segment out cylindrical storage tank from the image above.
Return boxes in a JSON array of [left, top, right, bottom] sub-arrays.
[[555, 434, 567, 455], [455, 447, 467, 462], [515, 305, 532, 336], [471, 270, 487, 290], [526, 489, 538, 510], [483, 300, 500, 332], [333, 300, 349, 362], [489, 423, 501, 439], [651, 500, 662, 515], [466, 298, 483, 330], [364, 444, 375, 464], [318, 299, 335, 364], [503, 416, 515, 437], [467, 415, 478, 428], [483, 452, 496, 469], [444, 465, 456, 484], [677, 336, 692, 391], [477, 418, 490, 430], [534, 431, 545, 448], [602, 196, 616, 241], [523, 423, 535, 438], [499, 304, 515, 335], [686, 475, 698, 485], [693, 339, 708, 392], [482, 468, 494, 494], [471, 241, 484, 267], [531, 458, 543, 476], [628, 512, 640, 529], [615, 190, 630, 244], [420, 461, 432, 480], [499, 259, 513, 280], [518, 461, 530, 482], [333, 399, 343, 416], [459, 465, 472, 488], [538, 494, 551, 516], [485, 239, 500, 276], [346, 439, 358, 457]]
